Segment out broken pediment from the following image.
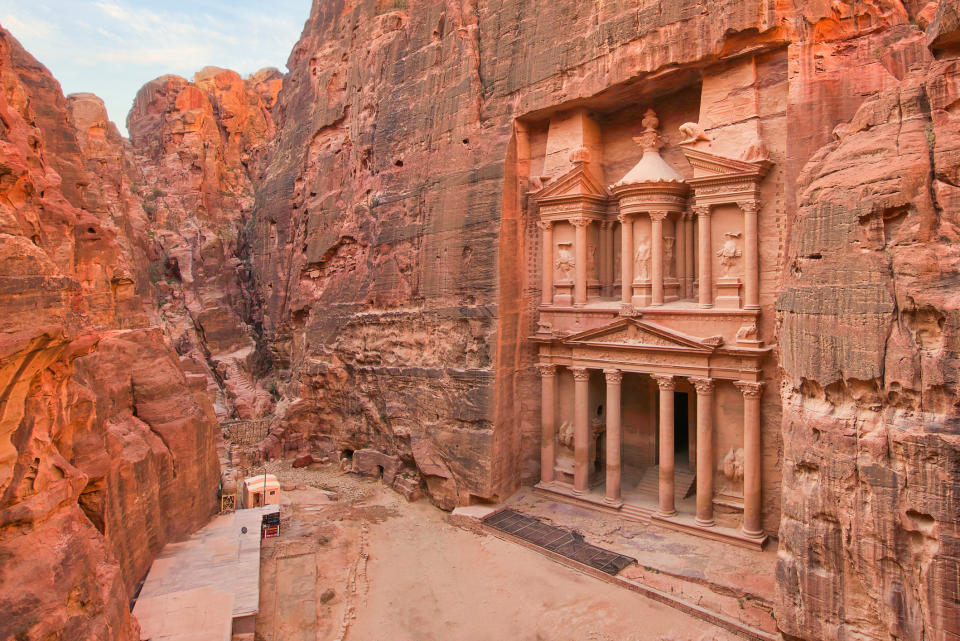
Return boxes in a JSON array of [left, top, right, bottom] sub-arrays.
[[535, 159, 611, 205], [563, 318, 722, 351], [680, 146, 770, 181]]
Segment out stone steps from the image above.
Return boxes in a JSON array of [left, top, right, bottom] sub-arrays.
[[634, 465, 696, 503]]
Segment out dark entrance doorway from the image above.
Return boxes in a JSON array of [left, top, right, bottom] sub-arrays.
[[674, 391, 690, 471]]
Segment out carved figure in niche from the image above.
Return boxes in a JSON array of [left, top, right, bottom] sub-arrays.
[[557, 421, 574, 449], [634, 238, 651, 281], [722, 448, 744, 481], [678, 122, 712, 145], [664, 236, 675, 278], [587, 243, 597, 277], [736, 321, 758, 342], [716, 231, 742, 276], [555, 242, 575, 282]]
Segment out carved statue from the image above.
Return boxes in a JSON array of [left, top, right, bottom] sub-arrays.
[[663, 236, 675, 278], [722, 448, 745, 482], [557, 421, 574, 449], [716, 231, 742, 275], [678, 122, 712, 145], [555, 242, 575, 281], [634, 238, 651, 281], [587, 243, 597, 277], [736, 321, 758, 342]]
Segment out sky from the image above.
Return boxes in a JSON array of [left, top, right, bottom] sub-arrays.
[[0, 0, 311, 135]]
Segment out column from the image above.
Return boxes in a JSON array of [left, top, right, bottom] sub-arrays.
[[652, 374, 676, 516], [573, 217, 589, 306], [650, 211, 667, 306], [741, 201, 760, 310], [572, 367, 591, 494], [538, 364, 558, 483], [604, 369, 623, 504], [696, 205, 713, 308], [676, 213, 686, 298], [736, 381, 764, 538], [689, 377, 715, 526], [619, 213, 633, 308], [540, 221, 554, 306], [684, 213, 695, 299]]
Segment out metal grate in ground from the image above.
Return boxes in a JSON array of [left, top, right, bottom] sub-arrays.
[[483, 509, 636, 576]]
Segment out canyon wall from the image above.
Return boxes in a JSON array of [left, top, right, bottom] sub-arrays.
[[0, 28, 221, 641]]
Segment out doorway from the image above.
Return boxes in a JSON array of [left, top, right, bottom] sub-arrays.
[[674, 391, 690, 472]]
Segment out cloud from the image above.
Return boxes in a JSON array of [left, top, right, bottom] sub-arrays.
[[0, 0, 309, 134]]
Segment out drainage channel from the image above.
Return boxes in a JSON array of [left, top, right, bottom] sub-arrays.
[[483, 509, 636, 576]]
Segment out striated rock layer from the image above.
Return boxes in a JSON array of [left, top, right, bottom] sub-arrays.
[[0, 27, 220, 641]]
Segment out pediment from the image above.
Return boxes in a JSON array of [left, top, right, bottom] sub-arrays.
[[535, 162, 611, 203], [680, 147, 770, 180], [564, 318, 721, 351]]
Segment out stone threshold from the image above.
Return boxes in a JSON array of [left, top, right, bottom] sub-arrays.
[[479, 506, 777, 641], [534, 481, 768, 551]]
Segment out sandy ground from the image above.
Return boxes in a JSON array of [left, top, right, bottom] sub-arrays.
[[253, 463, 735, 641]]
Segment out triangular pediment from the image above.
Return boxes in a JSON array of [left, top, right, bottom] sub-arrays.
[[564, 318, 721, 351], [535, 162, 611, 203], [680, 147, 770, 180]]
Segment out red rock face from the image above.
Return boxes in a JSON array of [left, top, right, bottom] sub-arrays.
[[0, 27, 220, 641], [125, 67, 281, 421]]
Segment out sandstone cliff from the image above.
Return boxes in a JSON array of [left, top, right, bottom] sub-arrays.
[[0, 27, 220, 641]]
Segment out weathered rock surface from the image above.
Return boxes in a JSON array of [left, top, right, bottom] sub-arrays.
[[0, 27, 219, 641]]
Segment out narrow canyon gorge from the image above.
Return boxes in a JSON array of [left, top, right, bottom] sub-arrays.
[[1, 0, 959, 639]]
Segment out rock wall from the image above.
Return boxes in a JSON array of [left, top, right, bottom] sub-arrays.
[[0, 27, 220, 641], [775, 19, 960, 641]]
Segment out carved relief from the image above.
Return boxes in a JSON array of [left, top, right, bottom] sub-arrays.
[[722, 447, 745, 481], [557, 421, 574, 448], [678, 122, 712, 145], [716, 231, 743, 276], [634, 238, 651, 281], [555, 242, 575, 281], [736, 321, 759, 342], [587, 242, 597, 277], [664, 236, 675, 278]]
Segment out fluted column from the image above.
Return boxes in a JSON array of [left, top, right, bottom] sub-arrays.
[[689, 377, 715, 526], [538, 364, 558, 483], [650, 211, 667, 306], [695, 205, 713, 308], [652, 374, 676, 516], [736, 381, 764, 538], [684, 213, 695, 299], [540, 221, 554, 306], [604, 369, 623, 504], [573, 217, 589, 306], [740, 201, 760, 310], [619, 213, 633, 308], [572, 367, 591, 494]]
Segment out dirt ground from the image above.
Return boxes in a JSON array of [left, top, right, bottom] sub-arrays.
[[253, 462, 736, 641]]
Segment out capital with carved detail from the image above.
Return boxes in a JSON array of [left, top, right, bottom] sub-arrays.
[[734, 381, 764, 398], [688, 377, 715, 395], [604, 369, 623, 384], [693, 205, 712, 218], [571, 367, 591, 381], [537, 220, 554, 231], [536, 364, 558, 377], [738, 201, 761, 215], [651, 374, 675, 391], [648, 210, 669, 223], [617, 212, 632, 225], [570, 217, 590, 228]]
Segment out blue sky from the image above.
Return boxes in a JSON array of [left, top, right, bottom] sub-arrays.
[[0, 0, 311, 135]]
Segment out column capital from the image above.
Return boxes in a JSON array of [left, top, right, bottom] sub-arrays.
[[617, 212, 632, 224], [648, 210, 669, 223], [536, 364, 558, 377], [682, 211, 694, 222], [738, 200, 761, 215], [537, 219, 554, 231], [651, 374, 675, 390], [734, 381, 765, 398], [688, 377, 715, 394], [571, 367, 591, 381], [603, 369, 623, 383], [693, 205, 712, 218], [570, 216, 590, 228]]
